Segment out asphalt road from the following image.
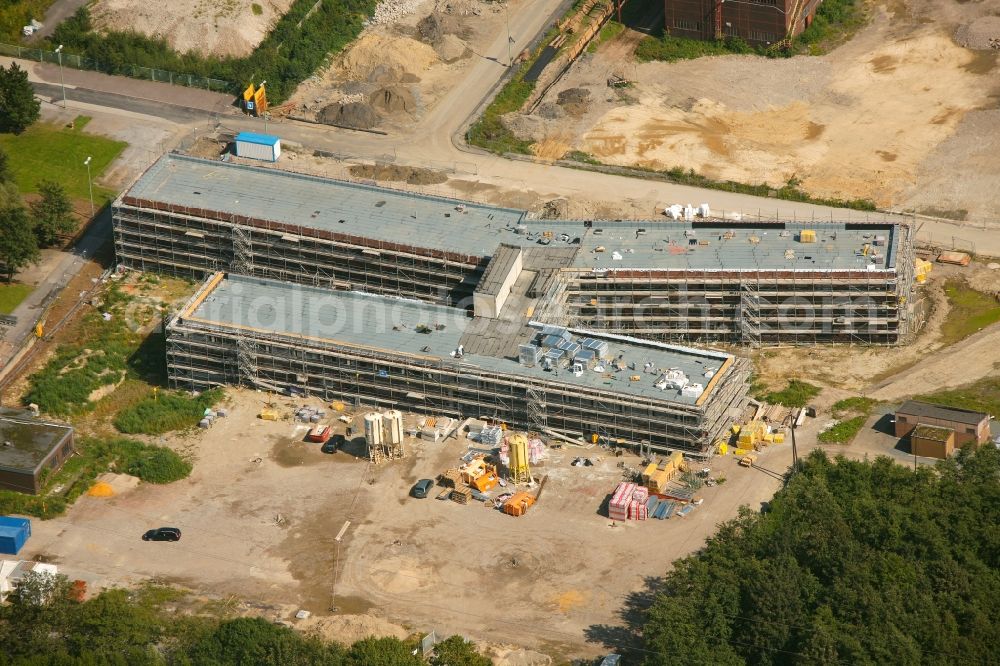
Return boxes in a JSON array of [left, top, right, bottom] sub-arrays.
[[32, 82, 215, 125]]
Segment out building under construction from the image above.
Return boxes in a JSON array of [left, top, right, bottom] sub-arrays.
[[114, 154, 916, 347], [166, 273, 751, 454], [664, 0, 826, 46]]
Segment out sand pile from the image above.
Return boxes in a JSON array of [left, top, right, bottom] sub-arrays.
[[348, 163, 448, 185], [340, 34, 438, 81], [91, 0, 295, 58], [954, 16, 1000, 50], [370, 85, 417, 114], [435, 34, 471, 63], [556, 87, 591, 117], [318, 102, 380, 129], [299, 613, 409, 645]]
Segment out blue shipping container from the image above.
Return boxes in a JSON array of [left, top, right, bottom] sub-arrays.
[[0, 516, 31, 555]]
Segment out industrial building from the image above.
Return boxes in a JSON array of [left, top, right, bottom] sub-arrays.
[[664, 0, 825, 46], [895, 400, 991, 448], [114, 154, 916, 346], [165, 273, 752, 454], [0, 417, 74, 495]]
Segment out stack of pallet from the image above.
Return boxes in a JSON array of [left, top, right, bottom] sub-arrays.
[[642, 451, 685, 494], [438, 469, 463, 488], [609, 482, 635, 521], [609, 482, 650, 521], [630, 486, 649, 520], [451, 487, 472, 504]]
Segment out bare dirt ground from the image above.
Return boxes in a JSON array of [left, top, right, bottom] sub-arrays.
[[752, 260, 1000, 398], [20, 388, 788, 659], [287, 0, 517, 132], [90, 0, 295, 58], [517, 0, 1000, 222]]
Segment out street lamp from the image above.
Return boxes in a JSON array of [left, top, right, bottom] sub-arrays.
[[83, 156, 94, 219], [54, 44, 67, 108], [504, 3, 513, 67]]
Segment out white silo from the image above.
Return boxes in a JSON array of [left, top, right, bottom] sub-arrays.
[[364, 412, 384, 448], [383, 409, 404, 445]]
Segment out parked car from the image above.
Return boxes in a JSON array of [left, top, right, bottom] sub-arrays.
[[410, 479, 434, 498], [321, 434, 346, 454], [142, 527, 181, 542]]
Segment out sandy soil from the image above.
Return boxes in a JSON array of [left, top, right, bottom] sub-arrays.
[[91, 0, 295, 58], [522, 0, 1000, 221], [20, 388, 788, 658], [288, 0, 514, 130]]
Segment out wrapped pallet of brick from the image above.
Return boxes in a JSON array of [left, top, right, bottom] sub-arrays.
[[609, 482, 635, 521]]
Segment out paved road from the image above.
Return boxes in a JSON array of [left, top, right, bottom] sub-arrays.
[[0, 210, 110, 380], [32, 81, 219, 125]]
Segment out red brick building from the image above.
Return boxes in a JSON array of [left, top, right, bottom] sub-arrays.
[[664, 0, 825, 46]]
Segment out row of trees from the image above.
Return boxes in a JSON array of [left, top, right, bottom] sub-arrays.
[[640, 446, 1000, 664], [0, 575, 491, 665], [0, 146, 78, 282]]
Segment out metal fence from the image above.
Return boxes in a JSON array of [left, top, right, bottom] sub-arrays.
[[0, 42, 233, 93]]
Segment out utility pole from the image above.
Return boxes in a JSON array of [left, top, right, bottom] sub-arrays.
[[504, 2, 513, 67], [790, 411, 799, 474], [55, 45, 67, 108], [83, 156, 94, 219]]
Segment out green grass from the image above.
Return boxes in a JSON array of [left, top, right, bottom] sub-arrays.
[[251, 3, 263, 16], [939, 280, 1000, 346], [821, 395, 878, 445], [636, 35, 757, 62], [587, 20, 626, 54], [466, 69, 538, 155], [114, 387, 225, 435], [832, 396, 877, 418], [760, 379, 821, 408], [919, 376, 1000, 419], [0, 282, 33, 314], [818, 415, 866, 444], [0, 121, 126, 201]]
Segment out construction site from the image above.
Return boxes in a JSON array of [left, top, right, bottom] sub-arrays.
[[113, 154, 917, 347]]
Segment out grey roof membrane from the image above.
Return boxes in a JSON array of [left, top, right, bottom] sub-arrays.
[[126, 154, 899, 271], [183, 275, 735, 406], [897, 400, 988, 425], [0, 418, 72, 472]]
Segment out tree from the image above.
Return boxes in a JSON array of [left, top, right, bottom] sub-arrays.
[[0, 147, 11, 182], [430, 636, 491, 666], [345, 637, 422, 666], [0, 204, 39, 282], [31, 180, 77, 247], [0, 62, 41, 134], [188, 617, 344, 665]]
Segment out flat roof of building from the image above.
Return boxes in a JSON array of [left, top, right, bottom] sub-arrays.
[[124, 154, 901, 272], [897, 400, 988, 426], [912, 424, 954, 442], [125, 154, 527, 258], [0, 418, 73, 473], [178, 274, 735, 407]]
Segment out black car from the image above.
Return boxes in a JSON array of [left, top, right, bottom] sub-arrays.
[[410, 479, 435, 498], [143, 527, 181, 542], [321, 434, 346, 454]]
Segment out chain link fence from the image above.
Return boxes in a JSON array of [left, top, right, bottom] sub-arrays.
[[0, 42, 232, 93]]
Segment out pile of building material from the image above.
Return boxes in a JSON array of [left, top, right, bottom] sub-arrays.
[[367, 0, 424, 26], [451, 487, 473, 504], [502, 491, 535, 517], [937, 251, 971, 267], [641, 451, 684, 494], [609, 482, 649, 521], [295, 406, 327, 423]]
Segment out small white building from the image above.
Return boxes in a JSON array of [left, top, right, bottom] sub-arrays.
[[0, 560, 58, 601], [234, 132, 282, 162]]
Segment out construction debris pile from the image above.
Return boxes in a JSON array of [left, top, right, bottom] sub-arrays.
[[367, 0, 425, 26]]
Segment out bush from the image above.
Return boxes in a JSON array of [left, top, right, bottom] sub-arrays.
[[86, 438, 192, 484], [0, 489, 66, 519], [113, 388, 224, 435], [760, 379, 820, 408], [817, 415, 866, 444], [636, 35, 760, 63]]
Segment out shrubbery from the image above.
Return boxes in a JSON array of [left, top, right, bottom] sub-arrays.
[[114, 387, 224, 435]]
